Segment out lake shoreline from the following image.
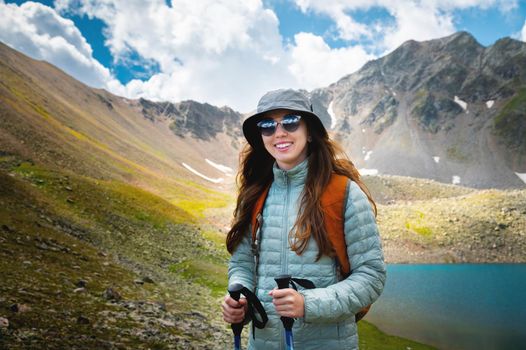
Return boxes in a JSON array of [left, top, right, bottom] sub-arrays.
[[382, 239, 526, 264], [358, 320, 437, 350]]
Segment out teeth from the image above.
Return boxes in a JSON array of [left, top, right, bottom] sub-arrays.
[[276, 143, 291, 149]]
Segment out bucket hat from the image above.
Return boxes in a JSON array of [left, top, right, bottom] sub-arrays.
[[242, 89, 327, 148]]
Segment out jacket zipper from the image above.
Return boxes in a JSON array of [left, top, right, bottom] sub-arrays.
[[282, 170, 290, 275], [281, 170, 290, 350]]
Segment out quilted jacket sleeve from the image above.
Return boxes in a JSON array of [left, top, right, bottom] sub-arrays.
[[228, 230, 256, 291], [301, 181, 386, 323]]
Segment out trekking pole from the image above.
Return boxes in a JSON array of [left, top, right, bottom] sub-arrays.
[[228, 283, 244, 350], [275, 274, 295, 350]]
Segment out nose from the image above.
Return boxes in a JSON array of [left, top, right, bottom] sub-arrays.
[[274, 122, 288, 136]]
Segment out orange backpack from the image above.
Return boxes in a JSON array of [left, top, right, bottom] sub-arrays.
[[250, 173, 371, 321]]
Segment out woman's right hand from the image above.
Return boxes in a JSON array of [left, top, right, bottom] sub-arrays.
[[222, 295, 247, 324]]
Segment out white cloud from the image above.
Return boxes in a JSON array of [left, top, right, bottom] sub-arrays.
[[2, 0, 373, 112], [295, 0, 373, 41], [380, 1, 456, 53], [293, 0, 518, 53], [429, 0, 517, 12], [120, 29, 372, 110], [57, 0, 282, 69], [288, 32, 375, 89], [53, 0, 375, 111], [521, 19, 526, 42], [0, 1, 120, 90], [54, 0, 298, 111]]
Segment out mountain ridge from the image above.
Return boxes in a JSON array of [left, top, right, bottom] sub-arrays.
[[139, 98, 242, 142], [312, 31, 526, 189], [0, 40, 239, 192]]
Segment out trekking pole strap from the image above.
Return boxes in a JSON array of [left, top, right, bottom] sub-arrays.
[[241, 286, 268, 329], [289, 277, 315, 290], [228, 283, 269, 340]]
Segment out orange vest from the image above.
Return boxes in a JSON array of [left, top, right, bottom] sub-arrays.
[[250, 173, 371, 321]]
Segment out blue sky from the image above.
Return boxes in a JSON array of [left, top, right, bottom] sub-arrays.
[[1, 0, 525, 111]]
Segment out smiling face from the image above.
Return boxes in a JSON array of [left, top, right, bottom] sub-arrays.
[[259, 109, 309, 170]]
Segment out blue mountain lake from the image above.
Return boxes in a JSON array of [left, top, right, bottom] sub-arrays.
[[364, 264, 526, 350]]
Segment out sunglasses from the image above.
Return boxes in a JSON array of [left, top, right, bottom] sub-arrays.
[[256, 114, 302, 136]]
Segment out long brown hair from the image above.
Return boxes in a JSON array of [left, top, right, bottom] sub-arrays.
[[226, 116, 377, 260]]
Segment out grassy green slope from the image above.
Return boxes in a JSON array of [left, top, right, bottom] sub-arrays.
[[358, 321, 436, 350], [0, 42, 233, 211], [0, 162, 231, 349]]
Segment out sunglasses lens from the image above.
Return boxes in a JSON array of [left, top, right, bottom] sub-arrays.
[[282, 115, 301, 132], [257, 120, 277, 136]]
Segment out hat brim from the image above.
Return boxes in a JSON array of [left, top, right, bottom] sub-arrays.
[[242, 108, 327, 149]]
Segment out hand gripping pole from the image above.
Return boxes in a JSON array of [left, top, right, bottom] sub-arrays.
[[274, 275, 315, 350], [227, 283, 268, 349], [228, 283, 244, 350]]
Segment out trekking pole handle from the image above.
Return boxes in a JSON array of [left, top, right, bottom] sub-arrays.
[[229, 283, 243, 302], [275, 274, 291, 289], [228, 283, 244, 336], [274, 275, 294, 331]]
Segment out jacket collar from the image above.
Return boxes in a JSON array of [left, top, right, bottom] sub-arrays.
[[272, 158, 309, 188]]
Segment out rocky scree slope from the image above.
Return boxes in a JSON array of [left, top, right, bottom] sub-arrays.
[[0, 162, 231, 349], [364, 175, 526, 263]]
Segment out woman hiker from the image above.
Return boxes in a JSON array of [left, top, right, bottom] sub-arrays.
[[222, 88, 386, 349]]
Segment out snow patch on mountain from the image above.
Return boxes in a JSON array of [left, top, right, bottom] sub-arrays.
[[516, 173, 526, 184], [454, 96, 468, 111], [182, 163, 224, 183], [359, 168, 379, 176], [327, 101, 337, 129], [205, 159, 233, 174]]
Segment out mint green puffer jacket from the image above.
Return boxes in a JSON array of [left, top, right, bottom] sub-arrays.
[[228, 159, 386, 349]]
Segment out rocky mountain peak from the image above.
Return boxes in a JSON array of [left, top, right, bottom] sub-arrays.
[[441, 31, 481, 48], [318, 31, 526, 189], [139, 98, 243, 141]]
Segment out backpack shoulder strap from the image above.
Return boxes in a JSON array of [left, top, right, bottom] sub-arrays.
[[320, 173, 350, 277], [322, 173, 372, 322], [250, 186, 270, 296], [251, 186, 270, 242]]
